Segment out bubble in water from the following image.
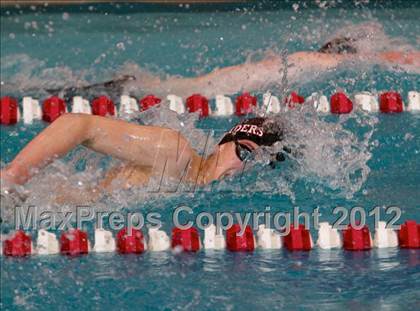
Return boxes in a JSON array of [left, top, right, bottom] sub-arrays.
[[116, 42, 126, 51], [404, 133, 414, 141]]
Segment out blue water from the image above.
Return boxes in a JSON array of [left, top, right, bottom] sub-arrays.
[[1, 1, 420, 310]]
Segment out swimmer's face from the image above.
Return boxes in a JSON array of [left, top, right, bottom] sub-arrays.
[[215, 139, 259, 179]]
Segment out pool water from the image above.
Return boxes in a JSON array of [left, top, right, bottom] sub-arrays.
[[1, 1, 420, 310]]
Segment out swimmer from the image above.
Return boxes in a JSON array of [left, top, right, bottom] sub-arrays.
[[50, 36, 420, 99], [0, 116, 285, 203], [153, 37, 419, 98]]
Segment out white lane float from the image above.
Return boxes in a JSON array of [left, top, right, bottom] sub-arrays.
[[256, 224, 282, 249], [354, 92, 379, 112], [22, 96, 42, 124], [72, 96, 92, 114], [317, 222, 342, 249], [93, 228, 116, 253], [148, 227, 170, 251], [262, 92, 281, 114], [204, 224, 226, 250], [166, 94, 185, 114], [373, 221, 398, 248], [36, 229, 60, 255], [306, 92, 330, 113], [407, 91, 420, 111], [119, 95, 139, 114], [214, 95, 234, 116]]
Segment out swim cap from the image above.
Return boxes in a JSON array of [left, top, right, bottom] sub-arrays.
[[318, 37, 357, 54], [218, 117, 284, 147]]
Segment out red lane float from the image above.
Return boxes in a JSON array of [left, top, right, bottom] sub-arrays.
[[60, 229, 89, 255], [398, 220, 419, 249], [283, 224, 312, 251], [43, 96, 66, 122], [226, 224, 255, 252], [330, 92, 353, 114], [92, 96, 115, 116], [3, 230, 32, 257], [0, 96, 19, 125], [285, 91, 305, 108], [171, 227, 200, 252], [235, 92, 257, 116], [140, 94, 161, 111], [343, 224, 372, 251], [116, 228, 145, 254], [379, 92, 403, 113], [186, 94, 209, 117]]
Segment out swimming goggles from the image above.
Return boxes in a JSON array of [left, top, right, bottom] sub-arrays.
[[235, 140, 291, 167], [234, 140, 254, 162]]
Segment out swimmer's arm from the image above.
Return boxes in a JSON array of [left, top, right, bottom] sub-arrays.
[[287, 51, 420, 68], [375, 51, 420, 66], [1, 113, 192, 185], [163, 52, 346, 96], [184, 50, 419, 94], [160, 56, 285, 97]]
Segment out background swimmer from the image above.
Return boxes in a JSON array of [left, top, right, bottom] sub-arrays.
[[49, 35, 419, 100]]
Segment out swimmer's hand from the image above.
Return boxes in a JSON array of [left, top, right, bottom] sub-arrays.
[[377, 51, 420, 66], [0, 172, 29, 208], [0, 167, 20, 188]]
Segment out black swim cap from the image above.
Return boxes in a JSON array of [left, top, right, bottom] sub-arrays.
[[318, 37, 357, 54], [218, 117, 284, 147]]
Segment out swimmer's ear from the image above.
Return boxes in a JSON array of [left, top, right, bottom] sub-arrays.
[[318, 37, 357, 54]]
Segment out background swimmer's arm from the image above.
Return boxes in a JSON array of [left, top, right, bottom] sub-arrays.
[[159, 61, 273, 97], [184, 49, 419, 90], [180, 50, 418, 95], [376, 51, 420, 66], [1, 114, 193, 185], [161, 52, 345, 97], [160, 56, 288, 97]]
